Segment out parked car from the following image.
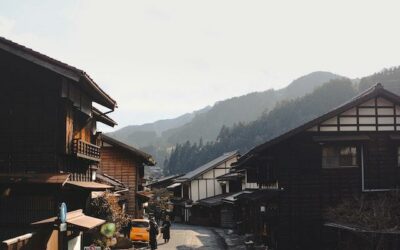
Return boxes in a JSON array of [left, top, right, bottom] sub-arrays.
[[130, 219, 150, 244]]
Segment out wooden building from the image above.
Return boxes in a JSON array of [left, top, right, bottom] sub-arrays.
[[99, 134, 155, 218], [235, 83, 400, 249], [173, 151, 239, 223], [0, 36, 116, 248]]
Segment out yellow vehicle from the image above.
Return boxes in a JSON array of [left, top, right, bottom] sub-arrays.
[[130, 219, 150, 244]]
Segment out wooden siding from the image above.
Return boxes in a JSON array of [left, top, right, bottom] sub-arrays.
[[100, 145, 140, 216], [249, 130, 400, 249], [0, 49, 97, 180], [0, 47, 104, 242]]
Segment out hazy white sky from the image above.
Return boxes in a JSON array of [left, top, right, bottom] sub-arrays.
[[1, 0, 400, 131]]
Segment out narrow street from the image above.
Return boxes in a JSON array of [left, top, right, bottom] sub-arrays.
[[156, 223, 226, 250]]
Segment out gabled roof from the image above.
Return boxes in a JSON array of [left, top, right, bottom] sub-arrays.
[[0, 36, 116, 110], [101, 134, 156, 166], [196, 193, 233, 207], [236, 83, 400, 166], [146, 174, 182, 188], [175, 151, 239, 182], [216, 171, 244, 181]]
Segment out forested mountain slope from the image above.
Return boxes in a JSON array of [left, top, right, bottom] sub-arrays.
[[165, 78, 356, 174], [108, 71, 339, 170], [163, 71, 340, 145], [110, 71, 339, 148]]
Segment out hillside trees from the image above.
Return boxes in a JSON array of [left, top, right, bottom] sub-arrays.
[[165, 78, 357, 174]]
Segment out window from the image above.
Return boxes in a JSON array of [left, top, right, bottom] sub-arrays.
[[322, 146, 358, 168]]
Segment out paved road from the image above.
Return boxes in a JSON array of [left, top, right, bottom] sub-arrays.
[[156, 223, 226, 250]]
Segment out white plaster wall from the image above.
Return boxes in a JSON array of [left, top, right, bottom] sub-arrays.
[[198, 179, 207, 200], [191, 180, 199, 202], [359, 108, 375, 115], [322, 117, 337, 125], [202, 170, 214, 179], [68, 234, 81, 250], [377, 97, 393, 106], [214, 168, 227, 177], [206, 179, 215, 197]]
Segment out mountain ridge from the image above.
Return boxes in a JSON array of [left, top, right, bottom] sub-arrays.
[[107, 71, 341, 169], [110, 71, 340, 147]]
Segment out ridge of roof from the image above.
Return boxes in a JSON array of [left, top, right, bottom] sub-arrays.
[[101, 134, 155, 166], [146, 174, 182, 187], [237, 83, 400, 165], [176, 151, 239, 182], [0, 36, 116, 109]]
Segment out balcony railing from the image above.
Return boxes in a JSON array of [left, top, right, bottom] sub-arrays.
[[72, 139, 100, 162]]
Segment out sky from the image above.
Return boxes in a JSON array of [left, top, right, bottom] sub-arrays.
[[1, 0, 400, 131]]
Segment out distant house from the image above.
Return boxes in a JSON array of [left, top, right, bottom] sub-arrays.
[[235, 83, 400, 249], [99, 134, 155, 218], [173, 151, 239, 223], [146, 174, 182, 190], [0, 36, 116, 248]]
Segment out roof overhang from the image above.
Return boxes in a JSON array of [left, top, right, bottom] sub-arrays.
[[136, 191, 153, 201], [65, 181, 112, 191], [93, 107, 117, 127], [2, 233, 35, 247], [217, 172, 245, 181], [222, 190, 254, 204], [167, 183, 181, 189], [324, 222, 400, 234], [0, 36, 117, 110], [0, 173, 70, 185], [32, 209, 105, 230]]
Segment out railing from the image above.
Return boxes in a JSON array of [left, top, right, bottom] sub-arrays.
[[72, 139, 100, 162]]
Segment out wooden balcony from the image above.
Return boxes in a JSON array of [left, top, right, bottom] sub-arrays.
[[72, 139, 100, 162]]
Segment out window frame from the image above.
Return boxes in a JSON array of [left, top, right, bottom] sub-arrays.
[[322, 145, 359, 169]]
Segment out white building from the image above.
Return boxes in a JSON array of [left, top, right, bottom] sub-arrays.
[[175, 151, 239, 203], [173, 151, 239, 222]]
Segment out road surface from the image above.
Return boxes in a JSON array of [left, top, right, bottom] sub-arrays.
[[156, 223, 226, 250]]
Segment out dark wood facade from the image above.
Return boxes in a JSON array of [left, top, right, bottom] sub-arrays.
[[99, 135, 155, 218], [0, 37, 116, 242], [236, 84, 400, 249]]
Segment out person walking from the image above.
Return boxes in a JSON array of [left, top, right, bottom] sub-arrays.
[[149, 218, 159, 250], [162, 216, 171, 243]]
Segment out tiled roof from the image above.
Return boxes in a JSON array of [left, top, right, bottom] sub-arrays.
[[176, 151, 239, 182], [0, 36, 116, 109]]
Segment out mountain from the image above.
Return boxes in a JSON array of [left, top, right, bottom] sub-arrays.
[[163, 71, 340, 145], [108, 106, 211, 148], [358, 66, 400, 94], [108, 71, 341, 170], [165, 67, 400, 175], [165, 78, 357, 174]]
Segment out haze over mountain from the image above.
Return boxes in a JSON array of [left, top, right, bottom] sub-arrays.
[[108, 71, 340, 167], [165, 67, 400, 175]]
